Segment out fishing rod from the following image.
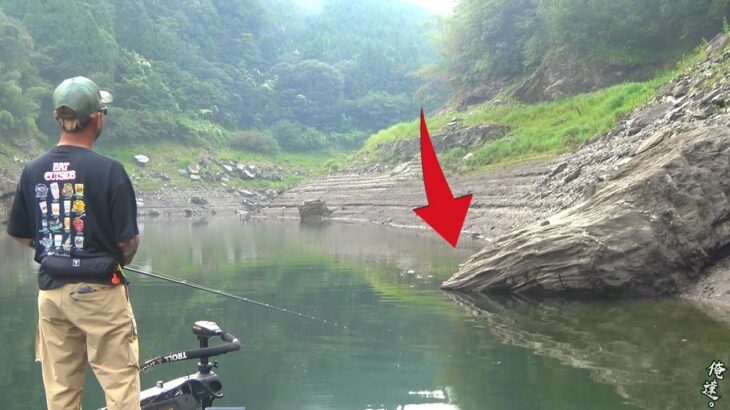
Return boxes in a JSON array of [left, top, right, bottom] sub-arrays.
[[124, 265, 346, 329]]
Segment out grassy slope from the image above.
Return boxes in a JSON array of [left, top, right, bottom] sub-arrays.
[[98, 143, 348, 192], [355, 70, 678, 172]]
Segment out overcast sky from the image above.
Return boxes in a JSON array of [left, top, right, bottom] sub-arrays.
[[291, 0, 457, 16], [403, 0, 457, 15]]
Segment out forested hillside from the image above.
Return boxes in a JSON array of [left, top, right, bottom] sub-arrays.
[[0, 0, 438, 152], [435, 0, 730, 95], [4, 0, 730, 161]]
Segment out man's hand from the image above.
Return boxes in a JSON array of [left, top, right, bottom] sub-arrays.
[[118, 235, 140, 266]]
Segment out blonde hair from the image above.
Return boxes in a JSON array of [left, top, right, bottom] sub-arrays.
[[54, 107, 93, 133]]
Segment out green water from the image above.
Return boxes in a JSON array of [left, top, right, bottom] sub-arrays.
[[0, 218, 728, 410]]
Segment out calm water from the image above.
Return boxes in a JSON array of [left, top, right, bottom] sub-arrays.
[[0, 218, 728, 410]]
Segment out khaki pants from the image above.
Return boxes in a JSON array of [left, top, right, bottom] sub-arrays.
[[36, 282, 141, 410]]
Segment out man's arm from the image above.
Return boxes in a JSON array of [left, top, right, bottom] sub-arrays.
[[9, 235, 33, 248], [118, 235, 139, 266], [7, 171, 34, 246], [110, 163, 140, 266]]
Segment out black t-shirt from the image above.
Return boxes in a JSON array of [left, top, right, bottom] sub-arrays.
[[6, 145, 138, 290]]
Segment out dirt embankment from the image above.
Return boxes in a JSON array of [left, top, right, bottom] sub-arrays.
[[260, 156, 570, 239]]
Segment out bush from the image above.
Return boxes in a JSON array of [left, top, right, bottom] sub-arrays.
[[271, 120, 325, 151], [229, 130, 280, 154], [103, 107, 188, 145], [328, 130, 367, 149]]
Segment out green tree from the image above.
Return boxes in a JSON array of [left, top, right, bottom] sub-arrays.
[[540, 0, 730, 63], [441, 0, 545, 87], [0, 9, 47, 139], [271, 59, 345, 130], [270, 119, 324, 151]]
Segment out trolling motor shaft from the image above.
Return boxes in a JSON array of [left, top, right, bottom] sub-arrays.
[[98, 321, 243, 410], [133, 321, 243, 410], [193, 321, 222, 374], [139, 321, 241, 373]]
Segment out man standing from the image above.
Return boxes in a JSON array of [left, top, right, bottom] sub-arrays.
[[6, 76, 141, 410]]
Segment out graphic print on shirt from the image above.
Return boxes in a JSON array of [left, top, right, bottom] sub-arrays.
[[37, 162, 86, 256], [62, 183, 73, 198]]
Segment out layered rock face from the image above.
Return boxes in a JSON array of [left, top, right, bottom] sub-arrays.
[[511, 50, 658, 103], [443, 126, 730, 296], [443, 44, 730, 298], [374, 120, 509, 161]]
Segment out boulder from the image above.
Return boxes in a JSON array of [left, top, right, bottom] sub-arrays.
[[453, 78, 507, 111], [706, 32, 730, 54], [241, 169, 256, 180], [198, 156, 212, 167], [258, 165, 284, 181], [147, 209, 162, 217], [190, 196, 209, 206], [629, 102, 673, 131], [442, 127, 730, 298], [133, 154, 150, 167], [298, 199, 334, 223]]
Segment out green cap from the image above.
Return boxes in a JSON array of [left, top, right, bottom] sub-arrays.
[[53, 76, 113, 120]]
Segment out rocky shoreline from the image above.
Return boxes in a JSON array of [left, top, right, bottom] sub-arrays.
[[136, 186, 278, 219], [0, 155, 281, 223]]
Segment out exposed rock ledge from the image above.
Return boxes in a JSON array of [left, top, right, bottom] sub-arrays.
[[442, 126, 730, 297]]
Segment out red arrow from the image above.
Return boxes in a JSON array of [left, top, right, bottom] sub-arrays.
[[413, 109, 472, 247]]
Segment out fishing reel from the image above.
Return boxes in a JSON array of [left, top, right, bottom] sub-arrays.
[[118, 321, 243, 410]]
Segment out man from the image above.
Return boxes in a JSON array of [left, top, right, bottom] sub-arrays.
[[6, 76, 141, 410]]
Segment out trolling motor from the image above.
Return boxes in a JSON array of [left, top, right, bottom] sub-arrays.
[[98, 321, 243, 410]]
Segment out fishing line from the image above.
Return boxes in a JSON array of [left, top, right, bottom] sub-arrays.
[[124, 265, 346, 329]]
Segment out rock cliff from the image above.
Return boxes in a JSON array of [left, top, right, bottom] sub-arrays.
[[511, 49, 657, 103]]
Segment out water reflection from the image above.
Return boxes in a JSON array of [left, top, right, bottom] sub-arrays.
[[446, 292, 730, 410], [0, 218, 724, 410]]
